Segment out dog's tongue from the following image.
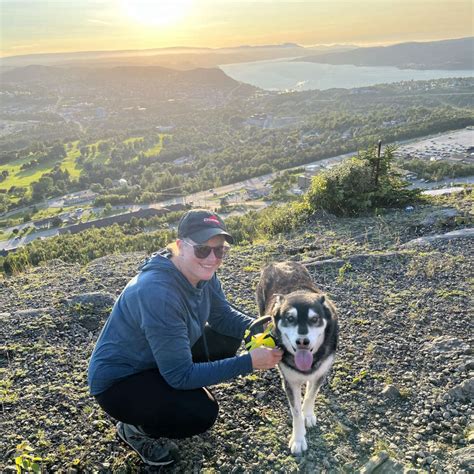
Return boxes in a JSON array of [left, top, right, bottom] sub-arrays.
[[295, 349, 313, 371]]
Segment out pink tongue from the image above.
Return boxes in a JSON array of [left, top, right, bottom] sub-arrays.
[[295, 350, 313, 371]]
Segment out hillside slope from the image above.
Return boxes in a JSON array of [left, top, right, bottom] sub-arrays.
[[299, 37, 474, 70], [1, 192, 473, 472]]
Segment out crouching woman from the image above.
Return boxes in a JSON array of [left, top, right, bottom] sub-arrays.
[[87, 209, 282, 466]]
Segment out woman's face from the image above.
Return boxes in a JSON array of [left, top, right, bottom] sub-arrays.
[[177, 235, 228, 286]]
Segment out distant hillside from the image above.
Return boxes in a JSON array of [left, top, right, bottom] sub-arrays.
[[0, 65, 257, 97], [0, 44, 354, 71], [298, 37, 474, 70]]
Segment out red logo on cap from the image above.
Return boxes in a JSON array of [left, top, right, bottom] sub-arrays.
[[204, 216, 220, 225]]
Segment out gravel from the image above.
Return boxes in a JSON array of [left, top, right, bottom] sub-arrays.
[[1, 194, 473, 472]]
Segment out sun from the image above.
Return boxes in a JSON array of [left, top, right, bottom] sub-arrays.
[[121, 0, 193, 27]]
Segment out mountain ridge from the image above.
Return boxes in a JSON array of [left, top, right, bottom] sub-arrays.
[[297, 37, 474, 70]]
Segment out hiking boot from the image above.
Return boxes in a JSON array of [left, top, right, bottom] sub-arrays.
[[116, 421, 177, 466]]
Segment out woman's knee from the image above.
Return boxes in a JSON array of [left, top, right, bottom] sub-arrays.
[[156, 391, 218, 438], [186, 390, 219, 434]]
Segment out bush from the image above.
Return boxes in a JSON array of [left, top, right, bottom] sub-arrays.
[[258, 201, 308, 236], [2, 225, 174, 274], [305, 145, 420, 216]]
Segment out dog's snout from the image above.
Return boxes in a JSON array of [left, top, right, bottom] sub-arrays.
[[296, 337, 310, 348]]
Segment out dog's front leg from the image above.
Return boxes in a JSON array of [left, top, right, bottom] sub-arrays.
[[283, 379, 307, 454], [302, 378, 323, 428], [303, 357, 335, 428]]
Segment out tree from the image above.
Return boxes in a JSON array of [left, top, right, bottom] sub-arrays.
[[51, 216, 63, 227], [32, 176, 54, 201], [103, 203, 113, 215], [49, 143, 66, 160]]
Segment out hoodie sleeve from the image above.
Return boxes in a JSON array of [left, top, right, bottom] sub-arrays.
[[136, 284, 253, 390], [207, 276, 255, 339]]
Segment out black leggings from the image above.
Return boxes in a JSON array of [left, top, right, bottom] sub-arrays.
[[95, 327, 242, 439]]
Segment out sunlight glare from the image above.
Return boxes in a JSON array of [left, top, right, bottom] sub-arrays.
[[121, 0, 193, 27]]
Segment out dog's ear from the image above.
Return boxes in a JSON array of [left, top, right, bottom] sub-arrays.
[[274, 294, 284, 306], [272, 294, 284, 317], [320, 294, 336, 319]]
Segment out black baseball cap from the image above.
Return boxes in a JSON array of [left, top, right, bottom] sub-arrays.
[[177, 209, 234, 244]]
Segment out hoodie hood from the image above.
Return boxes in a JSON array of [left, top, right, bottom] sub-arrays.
[[140, 249, 174, 273]]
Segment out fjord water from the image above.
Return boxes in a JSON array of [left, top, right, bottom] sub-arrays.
[[220, 58, 474, 91]]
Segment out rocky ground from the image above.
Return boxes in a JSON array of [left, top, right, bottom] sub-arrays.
[[1, 191, 473, 473]]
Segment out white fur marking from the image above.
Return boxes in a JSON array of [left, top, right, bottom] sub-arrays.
[[279, 354, 335, 454]]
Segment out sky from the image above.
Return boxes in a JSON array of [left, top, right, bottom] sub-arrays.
[[1, 0, 473, 58]]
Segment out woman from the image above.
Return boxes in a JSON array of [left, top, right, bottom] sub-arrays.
[[88, 209, 282, 466]]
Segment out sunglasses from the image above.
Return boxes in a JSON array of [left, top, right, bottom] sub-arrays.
[[182, 240, 230, 259]]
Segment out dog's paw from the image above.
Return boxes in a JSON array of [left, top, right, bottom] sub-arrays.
[[304, 413, 317, 427], [289, 436, 307, 454]]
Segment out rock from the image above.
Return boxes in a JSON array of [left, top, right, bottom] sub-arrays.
[[443, 379, 474, 402], [402, 227, 474, 247], [359, 451, 388, 473], [452, 446, 474, 469], [359, 453, 406, 473], [421, 208, 459, 227], [13, 308, 51, 318], [65, 292, 116, 310], [381, 385, 401, 399], [422, 336, 470, 354]]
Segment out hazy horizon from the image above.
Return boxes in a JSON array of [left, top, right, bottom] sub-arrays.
[[1, 0, 472, 59]]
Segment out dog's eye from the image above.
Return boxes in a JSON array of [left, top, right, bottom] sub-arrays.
[[285, 315, 295, 323], [310, 316, 320, 324]]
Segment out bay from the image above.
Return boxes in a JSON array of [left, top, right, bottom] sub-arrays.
[[220, 58, 474, 91]]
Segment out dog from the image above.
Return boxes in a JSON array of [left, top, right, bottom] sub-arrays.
[[256, 261, 338, 454]]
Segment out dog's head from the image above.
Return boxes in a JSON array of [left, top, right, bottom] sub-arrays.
[[271, 291, 333, 371]]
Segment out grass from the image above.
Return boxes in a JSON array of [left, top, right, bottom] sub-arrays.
[[0, 155, 60, 191], [143, 135, 166, 157], [0, 134, 168, 209], [61, 141, 82, 178], [0, 141, 82, 192]]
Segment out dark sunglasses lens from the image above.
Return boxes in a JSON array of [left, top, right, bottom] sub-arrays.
[[194, 245, 228, 259], [213, 246, 226, 259], [194, 246, 212, 258]]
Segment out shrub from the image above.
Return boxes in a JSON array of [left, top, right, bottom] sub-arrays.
[[258, 201, 308, 237], [305, 145, 420, 216]]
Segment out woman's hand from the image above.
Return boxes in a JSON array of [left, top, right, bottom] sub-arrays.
[[250, 347, 283, 369]]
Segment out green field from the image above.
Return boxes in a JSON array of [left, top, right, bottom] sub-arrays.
[[0, 135, 167, 197], [0, 141, 83, 191], [143, 136, 165, 157], [61, 141, 82, 178]]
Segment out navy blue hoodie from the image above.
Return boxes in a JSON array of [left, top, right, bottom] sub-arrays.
[[88, 251, 254, 395]]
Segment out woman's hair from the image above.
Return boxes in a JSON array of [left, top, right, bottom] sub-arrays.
[[166, 241, 179, 256]]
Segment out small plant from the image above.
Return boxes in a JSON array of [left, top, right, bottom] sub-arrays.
[[14, 442, 45, 473], [337, 262, 352, 283], [352, 369, 368, 385], [242, 265, 259, 272]]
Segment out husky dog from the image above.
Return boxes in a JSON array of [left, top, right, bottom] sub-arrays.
[[256, 261, 338, 454]]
